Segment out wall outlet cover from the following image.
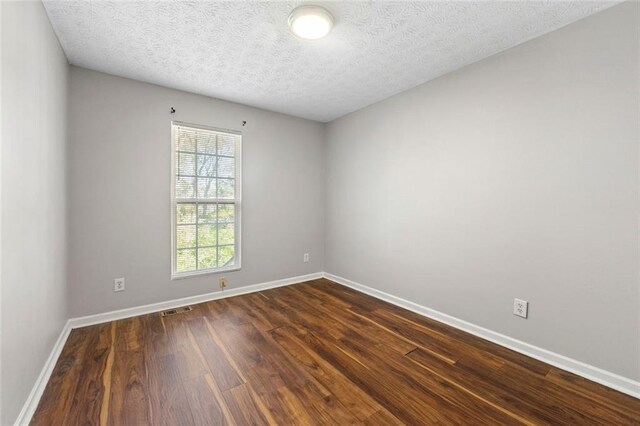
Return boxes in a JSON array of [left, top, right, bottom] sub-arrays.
[[114, 278, 125, 292], [514, 298, 528, 318]]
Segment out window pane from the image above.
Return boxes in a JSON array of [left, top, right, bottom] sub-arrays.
[[217, 179, 234, 199], [197, 133, 216, 154], [198, 204, 217, 223], [218, 204, 235, 223], [218, 135, 235, 156], [198, 224, 216, 246], [198, 247, 216, 269], [176, 177, 195, 198], [177, 248, 196, 272], [218, 245, 235, 267], [218, 223, 234, 245], [176, 225, 196, 248], [177, 203, 196, 224], [217, 156, 234, 178], [177, 131, 196, 152], [197, 178, 217, 199], [197, 154, 216, 177], [177, 153, 196, 176], [173, 124, 240, 276]]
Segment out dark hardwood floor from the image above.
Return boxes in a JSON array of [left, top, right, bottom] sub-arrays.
[[31, 279, 640, 425]]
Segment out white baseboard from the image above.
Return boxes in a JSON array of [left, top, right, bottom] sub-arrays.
[[15, 271, 322, 425], [14, 321, 73, 426], [322, 272, 640, 399], [69, 272, 323, 328]]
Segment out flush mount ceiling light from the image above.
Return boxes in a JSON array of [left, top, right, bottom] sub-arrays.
[[288, 5, 334, 40]]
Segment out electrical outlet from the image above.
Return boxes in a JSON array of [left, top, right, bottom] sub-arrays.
[[114, 278, 125, 292], [219, 276, 227, 290], [303, 253, 310, 263], [514, 298, 528, 318]]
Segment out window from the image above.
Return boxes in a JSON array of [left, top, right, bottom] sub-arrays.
[[171, 122, 241, 278]]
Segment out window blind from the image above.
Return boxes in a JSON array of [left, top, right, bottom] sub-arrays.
[[172, 123, 241, 277]]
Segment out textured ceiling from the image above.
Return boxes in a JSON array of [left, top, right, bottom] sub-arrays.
[[44, 1, 619, 122]]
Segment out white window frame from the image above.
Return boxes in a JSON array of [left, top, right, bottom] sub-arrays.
[[171, 121, 242, 279]]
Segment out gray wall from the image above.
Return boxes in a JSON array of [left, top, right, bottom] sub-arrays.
[[68, 67, 325, 318], [325, 2, 639, 380], [1, 2, 69, 424]]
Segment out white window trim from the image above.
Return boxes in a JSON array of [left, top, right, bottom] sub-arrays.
[[170, 121, 242, 280]]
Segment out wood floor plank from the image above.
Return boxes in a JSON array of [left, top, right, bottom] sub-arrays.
[[295, 325, 516, 425], [407, 347, 562, 424], [222, 383, 270, 426], [265, 286, 348, 340], [187, 316, 245, 391], [545, 367, 640, 419], [288, 285, 417, 355], [272, 385, 320, 425], [363, 409, 405, 426], [210, 319, 309, 425], [32, 278, 640, 425], [213, 316, 355, 425], [205, 297, 249, 328], [270, 325, 387, 421], [295, 280, 353, 309], [372, 300, 552, 376], [314, 280, 391, 312], [497, 362, 640, 425], [141, 312, 173, 360], [271, 285, 415, 356], [338, 335, 524, 424], [64, 322, 115, 425], [170, 316, 211, 381], [351, 306, 496, 365], [232, 293, 288, 331], [30, 327, 94, 425], [183, 374, 234, 426], [107, 317, 150, 426], [146, 353, 195, 426]]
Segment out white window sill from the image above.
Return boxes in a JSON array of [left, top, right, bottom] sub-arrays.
[[171, 265, 241, 281]]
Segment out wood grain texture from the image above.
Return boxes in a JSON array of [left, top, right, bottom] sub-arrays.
[[31, 278, 640, 425]]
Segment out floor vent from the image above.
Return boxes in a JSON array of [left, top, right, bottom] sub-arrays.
[[160, 306, 193, 317]]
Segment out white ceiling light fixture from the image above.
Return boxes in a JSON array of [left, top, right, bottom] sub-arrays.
[[288, 5, 334, 40]]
